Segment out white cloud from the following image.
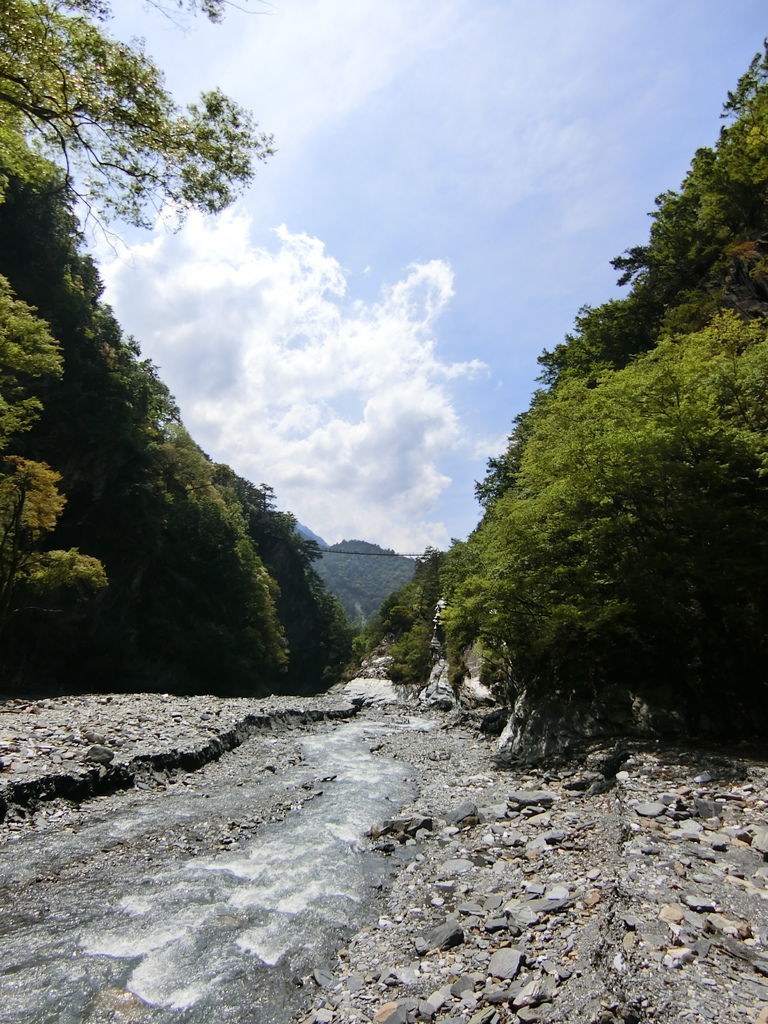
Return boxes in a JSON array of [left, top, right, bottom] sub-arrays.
[[100, 210, 487, 551]]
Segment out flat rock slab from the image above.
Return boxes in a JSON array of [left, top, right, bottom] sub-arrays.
[[488, 946, 524, 979], [507, 790, 557, 807], [634, 801, 668, 818], [437, 858, 474, 877]]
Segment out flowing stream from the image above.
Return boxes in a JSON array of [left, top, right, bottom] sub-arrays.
[[0, 716, 426, 1024]]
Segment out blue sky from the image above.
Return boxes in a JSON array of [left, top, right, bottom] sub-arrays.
[[99, 0, 767, 551]]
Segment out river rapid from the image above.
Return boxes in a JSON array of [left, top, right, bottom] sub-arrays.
[[0, 716, 429, 1024]]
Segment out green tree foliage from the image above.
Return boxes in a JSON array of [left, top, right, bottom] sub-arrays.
[[316, 539, 416, 626], [213, 471, 354, 691], [0, 275, 62, 446], [448, 314, 768, 700], [0, 269, 106, 636], [358, 548, 444, 685], [0, 0, 273, 226], [0, 139, 349, 694], [452, 46, 768, 718], [0, 455, 106, 631]]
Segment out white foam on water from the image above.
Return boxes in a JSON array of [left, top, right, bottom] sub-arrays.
[[325, 821, 365, 845], [128, 952, 221, 1009], [79, 923, 188, 958], [66, 718, 419, 1020], [236, 920, 295, 965], [118, 895, 152, 916]]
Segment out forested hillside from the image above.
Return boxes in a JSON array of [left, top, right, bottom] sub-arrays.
[[0, 0, 352, 696], [315, 540, 415, 626], [374, 47, 768, 739]]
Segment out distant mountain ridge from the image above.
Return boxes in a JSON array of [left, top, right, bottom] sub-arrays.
[[295, 522, 328, 548], [309, 536, 416, 626]]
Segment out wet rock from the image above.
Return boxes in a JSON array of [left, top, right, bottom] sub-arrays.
[[313, 967, 334, 988]]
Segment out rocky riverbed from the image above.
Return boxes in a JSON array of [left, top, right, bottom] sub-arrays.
[[1, 692, 767, 1024], [291, 717, 768, 1024]]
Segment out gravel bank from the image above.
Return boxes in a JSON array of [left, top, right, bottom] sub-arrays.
[[0, 690, 356, 829], [292, 717, 768, 1024], [2, 694, 767, 1024]]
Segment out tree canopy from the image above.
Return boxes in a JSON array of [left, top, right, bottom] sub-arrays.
[[0, 0, 273, 226], [371, 42, 768, 731]]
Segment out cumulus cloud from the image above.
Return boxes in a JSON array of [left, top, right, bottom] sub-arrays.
[[100, 211, 487, 551]]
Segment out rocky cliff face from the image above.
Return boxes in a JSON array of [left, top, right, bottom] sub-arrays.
[[496, 683, 768, 767]]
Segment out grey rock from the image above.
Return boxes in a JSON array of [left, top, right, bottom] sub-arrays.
[[85, 744, 114, 765], [467, 1009, 496, 1024], [544, 884, 570, 900], [484, 917, 508, 933], [313, 967, 334, 988], [394, 965, 419, 986], [421, 985, 452, 1015], [515, 1009, 543, 1023], [479, 803, 508, 820], [437, 858, 474, 877], [483, 986, 511, 1004], [682, 893, 717, 912], [513, 977, 555, 1008], [634, 801, 668, 818], [506, 905, 541, 930], [693, 797, 723, 819], [450, 975, 475, 997], [586, 745, 630, 777], [586, 777, 615, 797], [507, 790, 556, 808], [424, 921, 464, 951], [488, 946, 523, 980], [525, 895, 572, 914], [562, 773, 602, 792], [540, 828, 568, 845], [447, 801, 478, 825]]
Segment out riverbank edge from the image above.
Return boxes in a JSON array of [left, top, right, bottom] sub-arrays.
[[0, 697, 358, 824]]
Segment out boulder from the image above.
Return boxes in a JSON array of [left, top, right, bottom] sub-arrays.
[[419, 659, 454, 710]]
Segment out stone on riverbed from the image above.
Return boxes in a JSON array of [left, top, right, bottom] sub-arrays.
[[424, 921, 465, 951], [488, 946, 524, 979]]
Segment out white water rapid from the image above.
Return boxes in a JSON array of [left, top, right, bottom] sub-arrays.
[[0, 717, 428, 1024]]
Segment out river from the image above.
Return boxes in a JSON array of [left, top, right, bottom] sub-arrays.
[[0, 716, 429, 1024]]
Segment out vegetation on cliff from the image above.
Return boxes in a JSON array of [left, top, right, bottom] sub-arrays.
[[315, 540, 416, 627], [369, 47, 768, 729], [0, 3, 351, 695], [438, 46, 768, 723]]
